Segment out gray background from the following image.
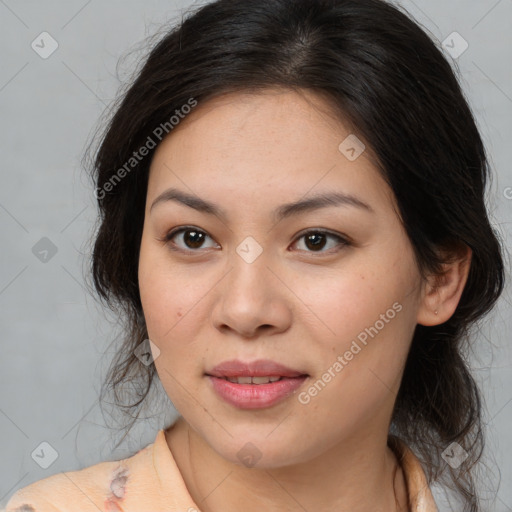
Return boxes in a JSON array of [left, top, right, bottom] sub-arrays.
[[0, 0, 511, 510]]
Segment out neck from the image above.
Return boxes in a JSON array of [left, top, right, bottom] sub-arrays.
[[165, 416, 408, 512]]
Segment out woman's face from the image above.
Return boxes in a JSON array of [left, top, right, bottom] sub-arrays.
[[138, 89, 426, 467]]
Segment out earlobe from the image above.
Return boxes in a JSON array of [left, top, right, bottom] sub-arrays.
[[416, 244, 472, 326]]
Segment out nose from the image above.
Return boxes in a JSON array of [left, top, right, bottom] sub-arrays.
[[211, 249, 293, 339]]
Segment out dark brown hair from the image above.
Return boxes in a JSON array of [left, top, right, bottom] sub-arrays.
[[83, 1, 506, 509]]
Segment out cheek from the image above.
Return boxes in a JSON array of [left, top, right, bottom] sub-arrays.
[[298, 282, 412, 431], [138, 250, 208, 407], [138, 235, 194, 329], [298, 265, 385, 343], [301, 260, 415, 387], [138, 239, 184, 339], [139, 269, 194, 341], [137, 243, 215, 386], [319, 243, 418, 341]]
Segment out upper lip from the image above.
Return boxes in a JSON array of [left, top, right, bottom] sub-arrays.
[[206, 359, 307, 378]]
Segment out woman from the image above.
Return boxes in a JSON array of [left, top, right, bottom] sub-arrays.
[[5, 0, 505, 511]]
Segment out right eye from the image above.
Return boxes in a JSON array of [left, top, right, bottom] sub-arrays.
[[163, 226, 220, 253]]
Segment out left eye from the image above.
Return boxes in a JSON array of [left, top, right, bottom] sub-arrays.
[[163, 227, 349, 254], [292, 230, 350, 253]]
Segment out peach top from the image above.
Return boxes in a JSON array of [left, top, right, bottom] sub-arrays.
[[5, 430, 438, 512]]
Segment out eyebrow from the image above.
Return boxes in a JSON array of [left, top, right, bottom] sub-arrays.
[[149, 187, 374, 221]]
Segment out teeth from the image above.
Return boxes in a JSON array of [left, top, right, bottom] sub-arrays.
[[224, 376, 282, 384]]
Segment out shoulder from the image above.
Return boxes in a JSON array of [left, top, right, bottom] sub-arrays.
[[4, 441, 155, 512]]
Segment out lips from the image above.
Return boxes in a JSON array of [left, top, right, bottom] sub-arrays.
[[205, 359, 309, 408], [205, 359, 308, 379]]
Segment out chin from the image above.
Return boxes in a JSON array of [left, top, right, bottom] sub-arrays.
[[204, 430, 312, 470]]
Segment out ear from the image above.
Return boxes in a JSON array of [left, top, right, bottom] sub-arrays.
[[416, 243, 472, 326]]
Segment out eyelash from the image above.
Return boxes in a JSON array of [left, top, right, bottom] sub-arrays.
[[160, 226, 351, 256]]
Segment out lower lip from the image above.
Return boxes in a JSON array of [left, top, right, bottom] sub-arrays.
[[207, 375, 308, 409]]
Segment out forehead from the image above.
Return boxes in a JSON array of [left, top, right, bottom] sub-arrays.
[[147, 89, 395, 216], [154, 88, 356, 155]]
